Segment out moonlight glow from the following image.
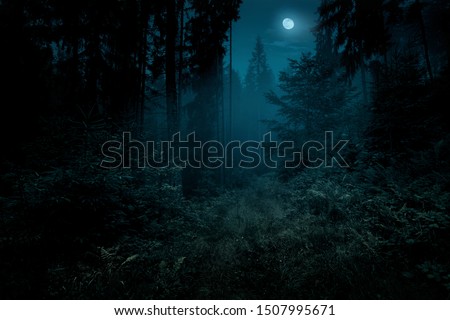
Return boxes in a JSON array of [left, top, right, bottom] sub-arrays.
[[282, 18, 295, 30]]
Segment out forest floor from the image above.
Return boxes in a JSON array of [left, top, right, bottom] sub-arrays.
[[1, 147, 450, 299]]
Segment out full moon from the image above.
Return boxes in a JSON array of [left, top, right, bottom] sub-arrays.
[[283, 18, 295, 30]]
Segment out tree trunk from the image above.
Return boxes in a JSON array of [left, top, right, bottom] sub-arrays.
[[360, 54, 368, 105], [138, 9, 148, 132], [166, 0, 179, 138], [228, 18, 233, 142], [416, 0, 434, 82], [178, 0, 185, 131]]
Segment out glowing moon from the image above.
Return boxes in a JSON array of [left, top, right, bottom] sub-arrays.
[[283, 18, 295, 30]]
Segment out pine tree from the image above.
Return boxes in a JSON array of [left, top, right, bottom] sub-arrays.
[[244, 36, 274, 94], [406, 0, 434, 81], [242, 36, 274, 139], [165, 0, 179, 137], [317, 0, 400, 103], [182, 0, 242, 197], [266, 53, 350, 142]]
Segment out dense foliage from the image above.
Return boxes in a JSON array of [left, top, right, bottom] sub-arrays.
[[1, 0, 449, 299]]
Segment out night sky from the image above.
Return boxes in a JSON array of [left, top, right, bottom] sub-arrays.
[[232, 0, 320, 77]]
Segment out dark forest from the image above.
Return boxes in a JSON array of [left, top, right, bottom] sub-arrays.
[[1, 0, 450, 299]]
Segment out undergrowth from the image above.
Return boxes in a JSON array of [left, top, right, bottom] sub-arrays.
[[1, 119, 449, 299]]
